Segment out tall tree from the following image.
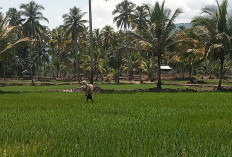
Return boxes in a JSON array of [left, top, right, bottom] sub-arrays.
[[112, 0, 136, 31], [192, 0, 232, 90], [20, 1, 48, 38], [135, 1, 182, 88], [6, 8, 23, 26], [20, 1, 48, 80], [130, 6, 149, 32], [50, 26, 66, 78], [101, 26, 114, 53], [113, 0, 136, 80], [0, 13, 31, 80], [130, 5, 149, 83], [63, 7, 87, 82], [89, 0, 94, 84]]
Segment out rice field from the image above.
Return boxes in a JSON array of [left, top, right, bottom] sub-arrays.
[[0, 85, 232, 156]]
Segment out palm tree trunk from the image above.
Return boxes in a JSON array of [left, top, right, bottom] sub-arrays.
[[44, 62, 46, 77], [57, 64, 59, 78], [157, 55, 162, 89], [151, 53, 155, 82], [209, 59, 213, 79], [75, 50, 80, 83], [218, 59, 224, 90], [181, 66, 185, 79], [117, 69, 120, 84], [89, 0, 94, 84], [3, 61, 6, 81], [139, 51, 143, 84], [125, 29, 133, 81], [29, 47, 34, 84], [95, 65, 99, 81], [189, 65, 193, 83], [37, 52, 39, 78], [117, 54, 120, 84]]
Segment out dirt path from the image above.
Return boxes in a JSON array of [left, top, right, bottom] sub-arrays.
[[62, 85, 197, 93]]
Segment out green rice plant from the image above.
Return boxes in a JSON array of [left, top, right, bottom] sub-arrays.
[[0, 87, 232, 156]]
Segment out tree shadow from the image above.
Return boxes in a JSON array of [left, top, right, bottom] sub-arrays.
[[0, 90, 26, 94]]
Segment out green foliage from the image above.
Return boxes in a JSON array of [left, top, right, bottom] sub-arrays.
[[112, 0, 136, 30], [20, 1, 48, 38]]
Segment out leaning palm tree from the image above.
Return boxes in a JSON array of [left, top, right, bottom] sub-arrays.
[[192, 0, 232, 90], [63, 7, 87, 82], [0, 13, 31, 80]]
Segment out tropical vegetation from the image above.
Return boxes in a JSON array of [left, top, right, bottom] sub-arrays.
[[0, 0, 231, 90]]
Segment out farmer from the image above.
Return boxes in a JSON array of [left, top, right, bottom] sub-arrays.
[[82, 80, 94, 103]]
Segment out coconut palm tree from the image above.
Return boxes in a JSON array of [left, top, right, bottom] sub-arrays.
[[88, 0, 113, 84], [113, 0, 136, 80], [62, 7, 87, 82], [101, 26, 114, 52], [108, 31, 127, 84], [169, 27, 208, 83], [113, 0, 136, 31], [6, 8, 23, 26], [130, 5, 149, 33], [20, 1, 48, 81], [130, 5, 149, 83], [20, 1, 48, 38], [192, 0, 232, 90], [141, 59, 155, 82], [0, 13, 31, 80], [50, 26, 66, 78], [0, 7, 3, 19], [135, 1, 182, 89]]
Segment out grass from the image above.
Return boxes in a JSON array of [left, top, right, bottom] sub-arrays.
[[0, 85, 232, 156]]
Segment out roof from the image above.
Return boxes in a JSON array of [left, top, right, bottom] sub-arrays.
[[22, 70, 31, 73], [160, 66, 172, 70]]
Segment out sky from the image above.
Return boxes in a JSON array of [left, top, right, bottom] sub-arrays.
[[1, 0, 231, 30]]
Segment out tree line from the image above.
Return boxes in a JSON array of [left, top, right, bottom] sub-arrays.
[[0, 0, 232, 90]]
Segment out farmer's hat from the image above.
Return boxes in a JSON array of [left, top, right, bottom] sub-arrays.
[[82, 80, 88, 85]]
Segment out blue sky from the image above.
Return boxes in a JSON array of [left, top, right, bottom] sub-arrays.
[[1, 0, 231, 30]]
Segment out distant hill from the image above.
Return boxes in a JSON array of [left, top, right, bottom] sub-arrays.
[[175, 23, 192, 31]]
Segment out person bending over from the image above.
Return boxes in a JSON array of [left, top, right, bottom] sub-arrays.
[[82, 80, 94, 103]]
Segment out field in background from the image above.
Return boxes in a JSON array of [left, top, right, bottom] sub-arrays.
[[0, 84, 232, 156]]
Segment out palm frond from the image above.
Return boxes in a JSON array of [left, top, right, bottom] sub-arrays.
[[0, 37, 32, 55]]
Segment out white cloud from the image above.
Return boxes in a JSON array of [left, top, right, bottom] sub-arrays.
[[1, 0, 231, 30], [88, 0, 232, 29]]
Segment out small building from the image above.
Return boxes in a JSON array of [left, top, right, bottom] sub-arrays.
[[160, 66, 174, 78], [160, 66, 172, 73], [22, 70, 31, 80]]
